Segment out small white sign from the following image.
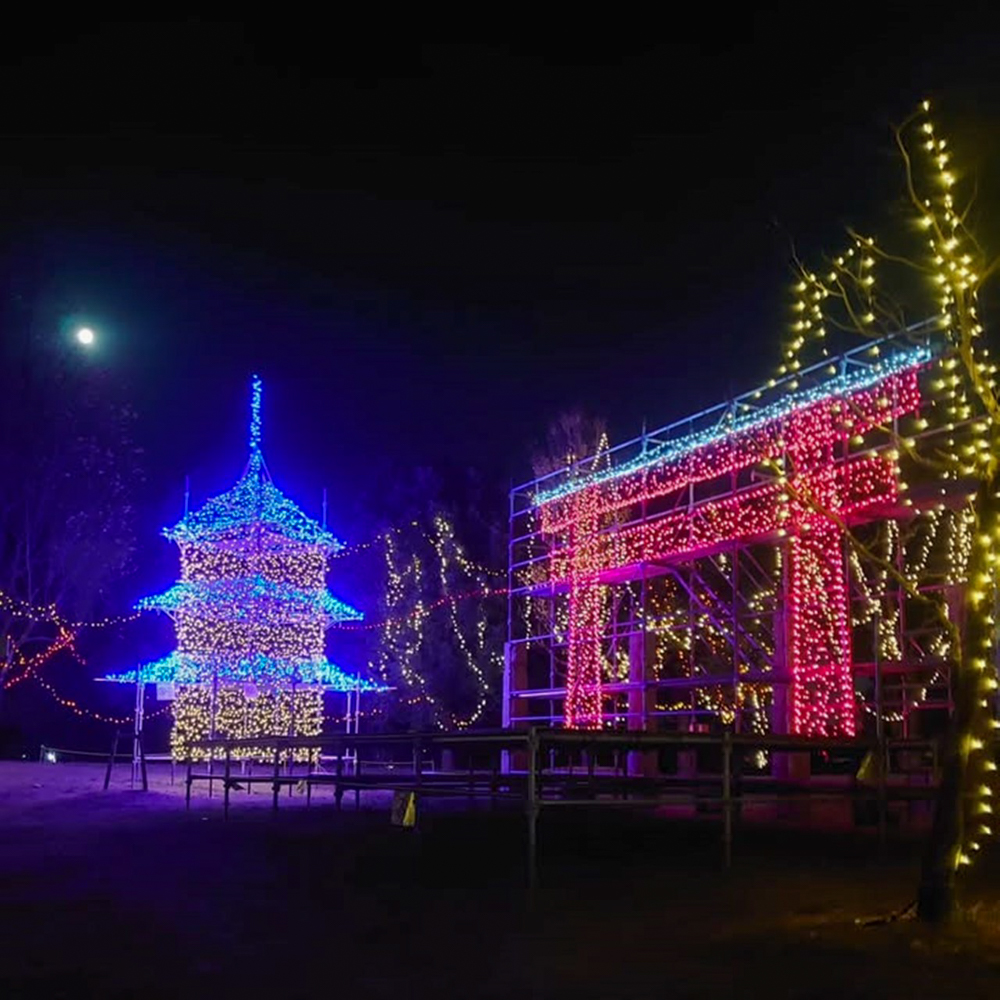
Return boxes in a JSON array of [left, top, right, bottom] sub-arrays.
[[156, 683, 176, 701]]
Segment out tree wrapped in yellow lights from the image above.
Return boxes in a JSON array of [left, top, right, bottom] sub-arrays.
[[784, 101, 1000, 922]]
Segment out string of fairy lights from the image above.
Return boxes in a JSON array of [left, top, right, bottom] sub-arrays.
[[331, 520, 506, 579], [847, 512, 965, 725], [0, 567, 506, 730], [367, 514, 503, 729], [33, 673, 172, 726], [0, 589, 142, 629], [1, 627, 78, 693], [0, 624, 174, 726]]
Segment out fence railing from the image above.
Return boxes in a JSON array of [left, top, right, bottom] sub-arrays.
[[184, 728, 946, 881]]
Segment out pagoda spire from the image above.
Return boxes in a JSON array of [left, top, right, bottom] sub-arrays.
[[246, 373, 270, 483], [249, 374, 263, 458]]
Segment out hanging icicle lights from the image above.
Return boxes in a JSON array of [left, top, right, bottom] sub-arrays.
[[102, 375, 383, 760]]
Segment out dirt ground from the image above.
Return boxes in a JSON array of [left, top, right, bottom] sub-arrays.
[[4, 761, 1000, 999]]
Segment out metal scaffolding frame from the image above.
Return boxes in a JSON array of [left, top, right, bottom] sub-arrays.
[[505, 329, 970, 761]]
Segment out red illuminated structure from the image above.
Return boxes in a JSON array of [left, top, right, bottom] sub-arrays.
[[505, 335, 962, 746]]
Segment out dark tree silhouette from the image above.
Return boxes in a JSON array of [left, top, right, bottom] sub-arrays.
[[0, 299, 142, 696]]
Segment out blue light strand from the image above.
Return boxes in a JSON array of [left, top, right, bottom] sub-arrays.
[[136, 577, 363, 622], [533, 346, 932, 506], [101, 652, 387, 690]]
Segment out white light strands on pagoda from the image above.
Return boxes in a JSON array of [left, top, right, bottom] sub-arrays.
[[103, 375, 383, 760]]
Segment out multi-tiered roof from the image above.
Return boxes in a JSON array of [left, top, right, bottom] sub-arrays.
[[103, 376, 380, 692]]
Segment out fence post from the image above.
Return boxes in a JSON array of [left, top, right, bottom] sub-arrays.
[[413, 735, 423, 793], [527, 728, 539, 892], [104, 730, 120, 791], [722, 731, 733, 868], [224, 746, 232, 820], [335, 738, 344, 811], [272, 746, 281, 813], [138, 730, 148, 792], [877, 739, 888, 855]]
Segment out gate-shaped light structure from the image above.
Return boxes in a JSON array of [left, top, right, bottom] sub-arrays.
[[520, 340, 930, 736]]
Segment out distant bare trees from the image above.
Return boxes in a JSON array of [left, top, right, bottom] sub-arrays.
[[0, 323, 142, 692]]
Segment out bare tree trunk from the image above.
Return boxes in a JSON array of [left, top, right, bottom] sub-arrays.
[[918, 478, 997, 922], [918, 719, 964, 921]]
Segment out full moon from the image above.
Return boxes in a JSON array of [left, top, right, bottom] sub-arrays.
[[76, 327, 95, 346]]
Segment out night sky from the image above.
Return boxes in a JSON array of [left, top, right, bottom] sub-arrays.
[[3, 17, 1000, 540]]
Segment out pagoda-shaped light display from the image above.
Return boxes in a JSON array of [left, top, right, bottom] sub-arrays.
[[104, 376, 381, 760]]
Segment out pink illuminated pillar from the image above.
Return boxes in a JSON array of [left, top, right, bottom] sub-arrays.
[[787, 519, 856, 736], [785, 404, 857, 737], [562, 489, 604, 729], [565, 579, 604, 728]]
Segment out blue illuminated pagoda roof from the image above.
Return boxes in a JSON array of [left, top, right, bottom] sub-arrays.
[[137, 577, 363, 621], [165, 454, 340, 547], [100, 652, 387, 691]]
